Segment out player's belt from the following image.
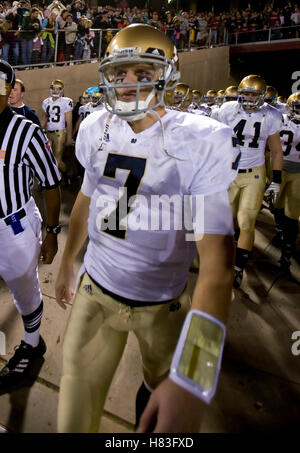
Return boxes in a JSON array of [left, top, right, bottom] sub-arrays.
[[238, 168, 253, 173], [4, 208, 26, 225], [87, 272, 173, 307], [48, 130, 64, 133]]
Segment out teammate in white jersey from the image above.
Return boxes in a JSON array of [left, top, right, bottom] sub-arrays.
[[73, 87, 105, 136], [187, 89, 202, 112], [216, 74, 283, 288], [265, 86, 287, 114], [41, 79, 73, 173], [55, 24, 239, 434], [272, 92, 300, 272]]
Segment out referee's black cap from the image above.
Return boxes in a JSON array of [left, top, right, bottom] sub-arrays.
[[0, 60, 15, 88]]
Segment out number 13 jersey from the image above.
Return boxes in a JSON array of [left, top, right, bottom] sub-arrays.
[[217, 101, 283, 169], [42, 96, 73, 131]]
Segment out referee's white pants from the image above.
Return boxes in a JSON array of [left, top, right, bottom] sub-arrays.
[[0, 198, 42, 316]]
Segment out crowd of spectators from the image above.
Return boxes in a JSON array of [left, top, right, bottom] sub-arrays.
[[0, 0, 300, 67]]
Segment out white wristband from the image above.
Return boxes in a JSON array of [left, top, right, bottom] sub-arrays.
[[169, 309, 226, 405]]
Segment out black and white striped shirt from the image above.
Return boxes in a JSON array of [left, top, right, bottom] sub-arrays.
[[0, 106, 61, 218]]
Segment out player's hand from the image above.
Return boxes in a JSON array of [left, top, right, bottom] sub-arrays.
[[136, 378, 205, 433], [265, 181, 280, 204], [55, 263, 75, 310], [66, 138, 73, 148], [40, 233, 58, 264]]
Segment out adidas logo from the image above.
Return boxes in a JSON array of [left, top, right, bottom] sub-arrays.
[[169, 302, 181, 312], [83, 284, 93, 295]]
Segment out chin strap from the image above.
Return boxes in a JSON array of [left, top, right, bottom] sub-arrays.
[[147, 109, 187, 161]]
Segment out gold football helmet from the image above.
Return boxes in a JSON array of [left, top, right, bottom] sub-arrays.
[[277, 95, 287, 103], [172, 83, 192, 109], [191, 89, 202, 106], [265, 86, 278, 105], [287, 92, 300, 121], [99, 24, 180, 120], [91, 92, 104, 107], [216, 89, 225, 106], [238, 75, 266, 111], [224, 85, 238, 102], [81, 90, 89, 104], [50, 79, 64, 98], [203, 90, 217, 106]]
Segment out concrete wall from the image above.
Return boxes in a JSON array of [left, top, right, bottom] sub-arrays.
[[16, 46, 233, 119]]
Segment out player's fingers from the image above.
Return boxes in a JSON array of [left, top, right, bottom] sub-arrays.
[[136, 397, 158, 433], [55, 284, 68, 310]]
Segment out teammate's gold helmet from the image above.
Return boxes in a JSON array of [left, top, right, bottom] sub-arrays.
[[216, 89, 225, 105], [238, 75, 266, 110], [99, 24, 180, 120], [287, 92, 300, 121], [81, 90, 89, 104], [265, 86, 278, 105], [203, 89, 217, 106], [172, 83, 192, 109], [91, 92, 104, 107], [50, 79, 64, 98], [224, 85, 238, 102], [277, 95, 287, 103], [192, 89, 202, 105]]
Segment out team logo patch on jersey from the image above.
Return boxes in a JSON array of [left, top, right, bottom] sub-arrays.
[[0, 150, 6, 159]]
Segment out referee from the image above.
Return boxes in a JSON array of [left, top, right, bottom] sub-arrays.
[[0, 60, 61, 387]]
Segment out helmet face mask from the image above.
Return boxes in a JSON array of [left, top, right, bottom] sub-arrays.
[[171, 83, 192, 109], [216, 90, 225, 106], [50, 80, 64, 98], [192, 90, 202, 106], [203, 90, 217, 106], [86, 86, 103, 107], [91, 92, 103, 107], [238, 75, 266, 111], [265, 86, 278, 106], [287, 92, 300, 122], [238, 90, 264, 111], [99, 24, 180, 121]]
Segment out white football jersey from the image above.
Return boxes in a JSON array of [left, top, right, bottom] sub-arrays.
[[217, 101, 283, 169], [199, 103, 212, 116], [76, 109, 238, 301], [273, 101, 287, 114], [42, 96, 73, 131], [79, 102, 105, 120], [280, 114, 300, 163]]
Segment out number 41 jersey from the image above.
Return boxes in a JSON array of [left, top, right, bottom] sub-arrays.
[[217, 101, 283, 169], [42, 96, 73, 131]]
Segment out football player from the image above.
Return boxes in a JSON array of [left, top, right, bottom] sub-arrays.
[[55, 24, 239, 433], [216, 89, 225, 106], [216, 74, 283, 288], [171, 82, 193, 112], [41, 80, 73, 173], [265, 85, 287, 113], [189, 89, 202, 110], [73, 87, 105, 136], [272, 92, 300, 272]]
